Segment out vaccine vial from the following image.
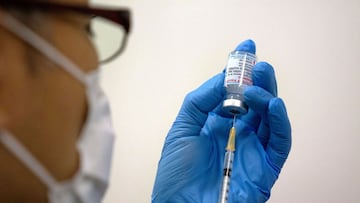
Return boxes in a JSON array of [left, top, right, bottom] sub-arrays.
[[223, 51, 257, 115]]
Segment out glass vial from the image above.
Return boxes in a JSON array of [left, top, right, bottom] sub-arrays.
[[223, 51, 257, 115]]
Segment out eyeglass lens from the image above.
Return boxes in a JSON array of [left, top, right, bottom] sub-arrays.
[[90, 16, 126, 63]]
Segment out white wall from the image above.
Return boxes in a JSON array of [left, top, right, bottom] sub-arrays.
[[92, 0, 360, 202]]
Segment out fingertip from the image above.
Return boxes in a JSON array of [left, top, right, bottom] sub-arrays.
[[253, 62, 274, 74], [244, 86, 274, 115], [252, 61, 277, 96], [269, 98, 289, 122], [186, 72, 226, 113], [234, 39, 256, 54]]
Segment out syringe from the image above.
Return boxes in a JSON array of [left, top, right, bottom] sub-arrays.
[[218, 116, 237, 203]]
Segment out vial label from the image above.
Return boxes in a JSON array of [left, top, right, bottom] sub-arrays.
[[224, 52, 256, 87]]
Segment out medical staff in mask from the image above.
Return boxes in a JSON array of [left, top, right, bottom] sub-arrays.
[[0, 0, 129, 202], [0, 0, 291, 203]]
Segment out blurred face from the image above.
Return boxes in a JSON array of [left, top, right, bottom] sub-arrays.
[[0, 0, 97, 130], [0, 0, 100, 201]]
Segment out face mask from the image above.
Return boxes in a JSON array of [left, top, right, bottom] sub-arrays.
[[0, 13, 115, 203]]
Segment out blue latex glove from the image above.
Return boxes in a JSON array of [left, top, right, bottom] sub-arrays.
[[152, 40, 291, 203]]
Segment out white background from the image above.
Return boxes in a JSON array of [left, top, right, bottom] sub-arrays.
[[92, 0, 360, 202]]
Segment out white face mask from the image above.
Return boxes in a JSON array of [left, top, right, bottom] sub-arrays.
[[0, 14, 115, 203]]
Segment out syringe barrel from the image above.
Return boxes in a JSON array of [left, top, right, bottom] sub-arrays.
[[218, 151, 234, 203]]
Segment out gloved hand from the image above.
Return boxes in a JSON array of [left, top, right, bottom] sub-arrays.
[[152, 40, 291, 203]]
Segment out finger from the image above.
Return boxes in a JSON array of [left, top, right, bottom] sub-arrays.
[[244, 86, 274, 117], [166, 72, 225, 141], [252, 62, 277, 97], [243, 86, 274, 146], [241, 62, 278, 127], [234, 39, 256, 54], [256, 120, 270, 148], [266, 98, 291, 171]]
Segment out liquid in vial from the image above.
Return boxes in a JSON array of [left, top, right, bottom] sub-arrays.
[[223, 51, 257, 115]]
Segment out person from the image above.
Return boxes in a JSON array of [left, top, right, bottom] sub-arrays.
[[0, 1, 291, 203], [0, 0, 130, 202]]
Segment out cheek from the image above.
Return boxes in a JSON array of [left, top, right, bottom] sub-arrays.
[[0, 32, 33, 128], [0, 70, 30, 128]]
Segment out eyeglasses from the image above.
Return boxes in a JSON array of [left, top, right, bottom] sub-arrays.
[[0, 0, 131, 63]]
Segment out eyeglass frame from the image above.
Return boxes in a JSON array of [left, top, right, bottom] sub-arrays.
[[0, 0, 131, 63]]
